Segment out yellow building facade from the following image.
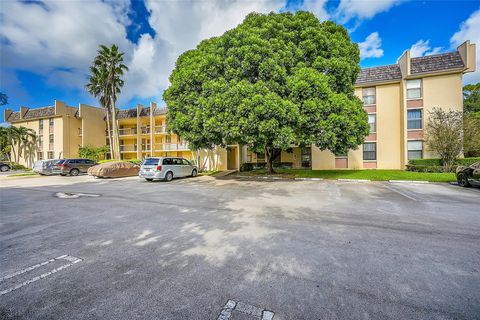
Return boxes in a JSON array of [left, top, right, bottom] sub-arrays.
[[5, 41, 476, 170]]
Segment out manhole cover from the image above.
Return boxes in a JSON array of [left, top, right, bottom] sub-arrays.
[[54, 192, 100, 199], [217, 300, 274, 320]]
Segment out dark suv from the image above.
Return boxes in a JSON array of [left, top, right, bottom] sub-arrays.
[[0, 162, 11, 172], [52, 158, 97, 176]]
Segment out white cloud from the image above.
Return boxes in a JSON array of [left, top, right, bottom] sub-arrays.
[[301, 0, 329, 21], [451, 9, 480, 84], [358, 32, 384, 59], [336, 0, 404, 22], [409, 40, 442, 58], [0, 0, 132, 102], [122, 0, 285, 103]]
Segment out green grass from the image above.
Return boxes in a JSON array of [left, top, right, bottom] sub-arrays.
[[237, 169, 456, 182], [6, 172, 40, 178], [199, 170, 221, 176]]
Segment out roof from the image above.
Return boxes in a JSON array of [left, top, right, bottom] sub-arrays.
[[115, 106, 166, 119], [7, 106, 55, 122], [356, 64, 402, 85], [410, 51, 464, 74]]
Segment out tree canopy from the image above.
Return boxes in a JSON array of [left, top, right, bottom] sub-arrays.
[[463, 82, 480, 115], [164, 11, 369, 172]]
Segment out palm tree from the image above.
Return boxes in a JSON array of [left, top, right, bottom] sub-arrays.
[[86, 44, 128, 159], [0, 126, 12, 161], [5, 126, 37, 163], [86, 67, 114, 159]]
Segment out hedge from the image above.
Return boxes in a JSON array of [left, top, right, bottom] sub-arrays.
[[407, 157, 480, 173], [240, 162, 293, 172]]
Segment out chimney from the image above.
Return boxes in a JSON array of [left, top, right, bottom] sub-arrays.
[[4, 109, 13, 122], [397, 49, 411, 78], [19, 106, 29, 119]]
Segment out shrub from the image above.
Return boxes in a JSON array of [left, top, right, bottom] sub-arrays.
[[9, 163, 28, 170], [407, 157, 480, 172], [79, 145, 110, 162]]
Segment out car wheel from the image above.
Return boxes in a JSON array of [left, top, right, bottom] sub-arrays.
[[191, 169, 197, 177], [145, 178, 153, 182], [164, 171, 173, 182], [0, 165, 9, 172], [70, 168, 80, 176], [457, 173, 471, 187]]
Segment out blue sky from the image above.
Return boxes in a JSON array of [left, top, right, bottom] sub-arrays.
[[1, 0, 479, 123]]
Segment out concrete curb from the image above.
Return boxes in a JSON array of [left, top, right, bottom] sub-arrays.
[[389, 180, 430, 184], [294, 177, 323, 181], [337, 178, 371, 182]]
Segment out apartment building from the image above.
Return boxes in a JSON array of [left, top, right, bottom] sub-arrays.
[[4, 100, 106, 167], [4, 40, 476, 171], [241, 40, 477, 170], [114, 102, 191, 161]]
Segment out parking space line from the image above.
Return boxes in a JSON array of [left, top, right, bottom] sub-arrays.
[[217, 299, 274, 320], [0, 255, 82, 296]]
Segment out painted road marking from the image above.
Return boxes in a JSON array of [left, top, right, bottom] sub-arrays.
[[55, 192, 100, 199], [217, 299, 274, 320], [0, 255, 82, 296]]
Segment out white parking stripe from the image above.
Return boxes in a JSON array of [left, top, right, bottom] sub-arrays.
[[0, 255, 82, 296], [217, 299, 274, 320]]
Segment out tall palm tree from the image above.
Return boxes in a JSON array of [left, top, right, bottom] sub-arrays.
[[0, 126, 12, 161], [86, 67, 114, 159], [86, 44, 128, 159]]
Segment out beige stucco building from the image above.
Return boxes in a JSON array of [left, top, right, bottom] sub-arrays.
[[5, 41, 476, 170], [4, 100, 106, 167]]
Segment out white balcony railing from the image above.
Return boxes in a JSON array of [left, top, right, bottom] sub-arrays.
[[154, 126, 167, 133], [140, 127, 150, 134], [154, 143, 189, 151], [119, 128, 137, 136], [141, 144, 151, 152], [120, 144, 137, 152]]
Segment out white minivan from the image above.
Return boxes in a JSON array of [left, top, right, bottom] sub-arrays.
[[139, 157, 198, 182]]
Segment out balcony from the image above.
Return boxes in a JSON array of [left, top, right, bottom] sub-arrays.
[[49, 143, 54, 151], [140, 127, 150, 135], [78, 128, 83, 136], [120, 144, 137, 152], [141, 144, 151, 152], [154, 143, 189, 151], [154, 126, 167, 133], [119, 128, 137, 136]]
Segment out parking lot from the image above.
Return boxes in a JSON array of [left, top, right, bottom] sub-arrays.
[[1, 175, 479, 319]]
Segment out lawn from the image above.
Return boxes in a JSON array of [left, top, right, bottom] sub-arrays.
[[237, 169, 456, 182]]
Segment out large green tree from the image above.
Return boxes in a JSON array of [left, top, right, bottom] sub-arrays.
[[463, 83, 480, 115], [164, 12, 369, 173]]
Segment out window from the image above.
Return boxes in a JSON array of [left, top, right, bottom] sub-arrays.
[[39, 119, 43, 129], [406, 79, 422, 99], [408, 141, 423, 159], [37, 152, 43, 160], [362, 87, 376, 105], [49, 118, 54, 127], [162, 158, 173, 165], [368, 114, 376, 133], [182, 159, 191, 165], [256, 152, 265, 162], [144, 158, 160, 166], [363, 143, 376, 161], [47, 151, 54, 159], [301, 147, 311, 168], [407, 109, 422, 129], [38, 136, 43, 148], [166, 135, 171, 143], [49, 134, 54, 143]]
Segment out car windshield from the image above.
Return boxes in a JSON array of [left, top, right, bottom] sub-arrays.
[[143, 158, 159, 166]]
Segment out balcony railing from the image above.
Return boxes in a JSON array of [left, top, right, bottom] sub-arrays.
[[140, 127, 150, 134], [154, 126, 167, 133], [154, 143, 189, 151], [120, 144, 137, 152], [141, 144, 151, 152], [49, 143, 54, 151], [119, 128, 137, 136]]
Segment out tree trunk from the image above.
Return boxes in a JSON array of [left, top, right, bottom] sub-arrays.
[[110, 97, 120, 160], [265, 147, 275, 174], [105, 106, 113, 159]]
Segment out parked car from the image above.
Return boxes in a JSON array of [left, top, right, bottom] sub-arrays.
[[32, 159, 59, 175], [88, 161, 140, 178], [52, 158, 97, 176], [0, 161, 11, 172], [139, 157, 198, 182], [456, 161, 480, 187]]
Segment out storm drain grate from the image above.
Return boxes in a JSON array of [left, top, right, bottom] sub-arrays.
[[217, 300, 274, 320], [55, 192, 100, 199]]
